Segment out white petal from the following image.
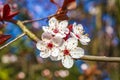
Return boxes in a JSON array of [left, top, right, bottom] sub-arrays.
[[55, 33, 66, 38], [62, 55, 74, 69], [49, 17, 58, 27], [79, 35, 90, 45], [51, 47, 60, 57], [58, 20, 68, 30], [42, 26, 49, 32], [36, 41, 46, 51], [40, 50, 50, 58], [41, 32, 53, 42], [63, 28, 69, 34], [50, 52, 64, 61], [52, 36, 64, 46], [73, 23, 83, 34], [70, 47, 84, 58], [65, 38, 78, 50]]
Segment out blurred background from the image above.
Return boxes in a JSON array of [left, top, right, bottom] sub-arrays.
[[0, 0, 120, 80]]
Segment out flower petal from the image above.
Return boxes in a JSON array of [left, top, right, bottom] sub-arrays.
[[51, 47, 60, 57], [41, 32, 53, 42], [62, 55, 74, 68], [42, 26, 50, 32], [65, 38, 78, 50], [49, 17, 58, 27], [73, 23, 83, 34], [58, 20, 68, 30], [55, 33, 66, 38], [36, 41, 46, 51], [52, 36, 64, 46], [79, 35, 90, 45], [70, 47, 84, 58], [40, 50, 50, 58]]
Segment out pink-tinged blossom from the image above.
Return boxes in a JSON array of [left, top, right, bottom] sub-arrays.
[[36, 17, 90, 69], [70, 23, 90, 45], [58, 38, 84, 68], [43, 17, 69, 38], [36, 32, 63, 58]]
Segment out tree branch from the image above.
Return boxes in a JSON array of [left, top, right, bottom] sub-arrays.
[[80, 55, 120, 62], [16, 20, 40, 42], [22, 14, 55, 24], [0, 33, 25, 50]]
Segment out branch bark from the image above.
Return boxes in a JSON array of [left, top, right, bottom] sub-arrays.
[[80, 55, 120, 62]]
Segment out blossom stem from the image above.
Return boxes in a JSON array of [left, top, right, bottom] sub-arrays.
[[79, 55, 120, 62], [0, 33, 25, 50]]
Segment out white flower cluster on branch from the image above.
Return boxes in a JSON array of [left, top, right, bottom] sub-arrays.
[[36, 17, 90, 68]]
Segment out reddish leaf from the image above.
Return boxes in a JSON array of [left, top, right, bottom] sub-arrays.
[[50, 0, 77, 20], [7, 11, 19, 20], [0, 34, 11, 45], [0, 4, 19, 22], [3, 4, 10, 19]]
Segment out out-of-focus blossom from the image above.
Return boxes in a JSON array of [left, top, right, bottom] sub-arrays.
[[71, 23, 90, 45], [1, 54, 18, 64], [54, 70, 69, 78], [81, 63, 89, 71], [42, 69, 51, 77], [43, 17, 69, 38], [17, 72, 26, 79], [105, 26, 113, 36]]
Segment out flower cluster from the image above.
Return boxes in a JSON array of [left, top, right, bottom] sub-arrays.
[[36, 17, 90, 68]]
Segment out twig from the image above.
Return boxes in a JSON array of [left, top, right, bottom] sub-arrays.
[[80, 55, 120, 62], [22, 17, 48, 24], [16, 20, 40, 42], [22, 14, 55, 24], [0, 33, 25, 50]]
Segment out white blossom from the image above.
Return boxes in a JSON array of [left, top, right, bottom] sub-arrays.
[[59, 38, 84, 68], [43, 17, 69, 38], [71, 22, 90, 45], [36, 32, 63, 58]]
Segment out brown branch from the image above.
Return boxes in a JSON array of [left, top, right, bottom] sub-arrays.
[[22, 14, 55, 24], [80, 55, 120, 62], [0, 33, 25, 50]]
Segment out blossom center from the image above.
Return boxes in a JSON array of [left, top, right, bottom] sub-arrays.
[[63, 49, 70, 55], [47, 43, 53, 49], [53, 28, 59, 33]]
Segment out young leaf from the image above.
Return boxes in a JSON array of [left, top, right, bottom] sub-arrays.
[[50, 0, 77, 20], [0, 34, 11, 45], [0, 4, 19, 22]]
